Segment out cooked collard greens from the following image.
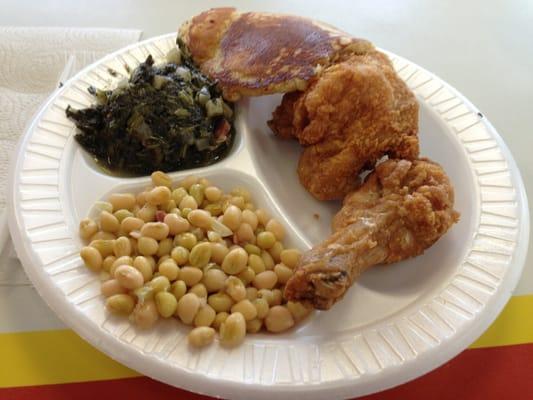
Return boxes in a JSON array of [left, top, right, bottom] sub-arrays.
[[66, 42, 234, 175]]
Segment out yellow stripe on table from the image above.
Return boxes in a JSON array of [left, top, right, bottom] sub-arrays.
[[1, 295, 532, 388]]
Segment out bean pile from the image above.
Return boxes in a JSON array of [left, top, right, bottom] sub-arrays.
[[79, 171, 312, 348]]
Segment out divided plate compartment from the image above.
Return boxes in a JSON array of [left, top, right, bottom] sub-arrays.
[[7, 33, 529, 399]]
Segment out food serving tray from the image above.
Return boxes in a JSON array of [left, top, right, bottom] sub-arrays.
[[7, 33, 529, 399]]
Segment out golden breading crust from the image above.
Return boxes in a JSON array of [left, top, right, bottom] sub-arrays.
[[179, 8, 374, 101], [284, 158, 460, 310]]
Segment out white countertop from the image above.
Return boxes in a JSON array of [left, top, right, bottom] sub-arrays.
[[2, 0, 532, 293]]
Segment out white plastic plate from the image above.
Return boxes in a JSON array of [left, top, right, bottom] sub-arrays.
[[7, 33, 529, 399]]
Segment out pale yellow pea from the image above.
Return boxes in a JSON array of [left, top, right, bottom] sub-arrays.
[[80, 246, 103, 271], [110, 256, 133, 275], [109, 193, 136, 211], [177, 293, 201, 324], [100, 211, 120, 233], [151, 171, 172, 187], [236, 267, 256, 286], [269, 242, 284, 263], [231, 187, 251, 202], [133, 256, 153, 282], [194, 304, 216, 327], [79, 218, 98, 240], [187, 209, 212, 230], [244, 243, 261, 256], [221, 247, 248, 275], [136, 191, 147, 207], [189, 183, 205, 205], [90, 239, 115, 257], [189, 283, 208, 298], [231, 299, 257, 321], [188, 327, 215, 348], [157, 238, 173, 257], [90, 231, 116, 241], [113, 236, 131, 257], [132, 300, 159, 329], [241, 210, 258, 231], [219, 312, 246, 347], [255, 208, 270, 226], [146, 186, 171, 206], [212, 312, 229, 330], [180, 267, 203, 286], [137, 204, 157, 222], [94, 201, 113, 214], [189, 242, 212, 267], [179, 195, 198, 211], [248, 254, 265, 274], [244, 202, 255, 211], [261, 251, 275, 270], [256, 231, 276, 249], [157, 255, 170, 266], [155, 292, 178, 318], [198, 178, 211, 187], [137, 236, 159, 256], [171, 187, 188, 205], [257, 289, 275, 306], [225, 276, 246, 302], [265, 306, 294, 333], [204, 203, 223, 216], [274, 263, 293, 284], [229, 196, 245, 209], [205, 186, 222, 202], [175, 232, 197, 250], [164, 200, 177, 213], [208, 292, 234, 312], [158, 259, 180, 281], [121, 216, 144, 234], [171, 246, 190, 265], [222, 205, 242, 231], [236, 223, 255, 244], [114, 265, 144, 290], [101, 279, 126, 297], [146, 256, 156, 270], [202, 268, 227, 293], [179, 175, 198, 190], [141, 222, 169, 241], [164, 213, 190, 235], [271, 289, 283, 306], [253, 298, 270, 319], [253, 270, 278, 290], [148, 275, 171, 293], [171, 280, 187, 301], [210, 242, 229, 264], [246, 318, 263, 333], [113, 209, 134, 223], [287, 301, 312, 321], [280, 249, 302, 269], [265, 219, 285, 240], [102, 255, 116, 272], [207, 231, 222, 242], [246, 287, 258, 301], [106, 294, 135, 315]]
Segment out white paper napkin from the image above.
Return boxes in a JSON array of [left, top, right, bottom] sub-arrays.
[[0, 26, 142, 332]]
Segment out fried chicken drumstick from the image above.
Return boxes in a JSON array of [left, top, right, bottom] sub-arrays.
[[284, 158, 459, 310]]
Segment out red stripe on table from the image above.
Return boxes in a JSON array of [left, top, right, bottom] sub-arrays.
[[2, 343, 533, 400]]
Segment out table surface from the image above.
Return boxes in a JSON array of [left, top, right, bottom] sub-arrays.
[[1, 1, 532, 399]]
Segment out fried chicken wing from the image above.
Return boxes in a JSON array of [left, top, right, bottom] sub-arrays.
[[179, 8, 374, 101], [269, 51, 419, 200], [284, 158, 459, 310]]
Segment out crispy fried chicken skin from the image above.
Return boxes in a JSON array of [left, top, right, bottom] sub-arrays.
[[284, 159, 459, 310], [269, 51, 419, 200]]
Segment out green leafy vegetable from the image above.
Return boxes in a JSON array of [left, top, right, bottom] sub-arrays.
[[66, 41, 234, 175]]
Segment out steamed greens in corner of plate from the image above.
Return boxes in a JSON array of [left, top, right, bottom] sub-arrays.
[[66, 38, 235, 176]]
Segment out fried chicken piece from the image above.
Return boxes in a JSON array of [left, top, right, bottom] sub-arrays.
[[179, 8, 374, 101], [284, 158, 459, 310], [268, 51, 419, 200]]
